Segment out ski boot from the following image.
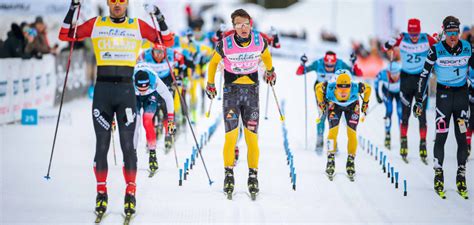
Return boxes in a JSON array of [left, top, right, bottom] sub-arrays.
[[346, 154, 356, 182], [400, 137, 408, 163], [434, 168, 446, 199], [149, 150, 158, 177], [456, 165, 468, 199], [164, 135, 173, 153], [223, 167, 234, 200], [234, 146, 240, 166], [325, 153, 335, 181], [248, 168, 259, 200], [419, 139, 428, 164], [315, 135, 324, 154], [124, 193, 136, 224], [384, 132, 391, 150], [94, 192, 108, 222]]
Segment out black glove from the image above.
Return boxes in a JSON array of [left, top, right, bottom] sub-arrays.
[[413, 100, 423, 118], [300, 54, 308, 64], [375, 90, 383, 104], [350, 52, 357, 64], [70, 0, 80, 9], [145, 4, 165, 22]]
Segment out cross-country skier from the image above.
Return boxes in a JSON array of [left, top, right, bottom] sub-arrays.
[[136, 44, 185, 149], [374, 62, 402, 149], [133, 65, 176, 174], [296, 51, 363, 151], [384, 18, 437, 162], [205, 9, 276, 200], [58, 0, 174, 218], [315, 69, 371, 181], [414, 16, 474, 199]]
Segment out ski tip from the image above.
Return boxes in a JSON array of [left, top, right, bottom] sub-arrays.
[[44, 175, 51, 180], [280, 116, 285, 121], [205, 112, 210, 118]]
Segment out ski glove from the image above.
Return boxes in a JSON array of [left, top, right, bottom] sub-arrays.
[[413, 101, 423, 118], [318, 101, 327, 112], [300, 54, 308, 64], [264, 67, 276, 86], [167, 120, 176, 135], [350, 52, 357, 64], [70, 0, 80, 9], [145, 4, 165, 22], [361, 101, 369, 114], [375, 91, 383, 104], [206, 83, 217, 99], [386, 38, 397, 49]]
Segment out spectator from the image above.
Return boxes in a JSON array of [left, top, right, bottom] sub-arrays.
[[25, 16, 58, 58], [461, 25, 474, 45], [0, 23, 27, 58]]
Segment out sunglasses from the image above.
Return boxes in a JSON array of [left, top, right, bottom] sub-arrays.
[[336, 84, 351, 89], [445, 31, 459, 36], [234, 22, 250, 29], [108, 0, 127, 4], [409, 33, 419, 38], [152, 49, 165, 55], [325, 63, 335, 68]]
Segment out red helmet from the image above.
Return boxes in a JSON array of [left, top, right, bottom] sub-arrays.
[[324, 51, 337, 65], [407, 18, 421, 34]]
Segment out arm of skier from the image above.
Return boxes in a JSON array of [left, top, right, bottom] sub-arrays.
[[416, 46, 437, 102], [58, 5, 95, 41]]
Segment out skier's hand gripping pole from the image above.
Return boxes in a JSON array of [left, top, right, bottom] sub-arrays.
[[44, 3, 82, 180], [148, 12, 213, 185]]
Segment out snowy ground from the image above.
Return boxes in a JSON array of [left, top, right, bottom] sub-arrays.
[[1, 57, 473, 225]]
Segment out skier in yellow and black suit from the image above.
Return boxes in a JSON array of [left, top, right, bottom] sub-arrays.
[[316, 69, 371, 181], [205, 9, 276, 199]]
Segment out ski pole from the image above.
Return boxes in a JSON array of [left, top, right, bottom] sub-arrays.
[[264, 85, 270, 120], [44, 4, 82, 180], [303, 60, 308, 150], [205, 99, 213, 118], [271, 85, 285, 121], [217, 68, 223, 100], [173, 136, 179, 168], [149, 13, 213, 185], [111, 118, 117, 166]]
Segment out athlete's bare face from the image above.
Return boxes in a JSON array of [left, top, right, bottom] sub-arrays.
[[108, 0, 128, 18], [233, 16, 251, 39]]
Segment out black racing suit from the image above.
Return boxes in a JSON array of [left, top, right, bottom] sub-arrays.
[[416, 40, 474, 168]]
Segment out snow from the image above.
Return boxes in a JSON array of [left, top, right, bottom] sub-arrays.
[[1, 56, 473, 225]]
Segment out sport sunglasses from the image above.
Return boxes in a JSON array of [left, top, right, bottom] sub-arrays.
[[108, 0, 127, 4], [445, 31, 459, 36]]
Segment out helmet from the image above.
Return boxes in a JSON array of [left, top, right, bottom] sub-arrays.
[[324, 51, 337, 65], [407, 18, 421, 34], [335, 71, 352, 89], [135, 70, 150, 89]]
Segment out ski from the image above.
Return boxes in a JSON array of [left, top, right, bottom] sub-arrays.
[[123, 213, 134, 225], [347, 174, 355, 182], [148, 169, 157, 178], [436, 190, 447, 199], [94, 212, 105, 223], [326, 173, 334, 181], [249, 192, 257, 201], [457, 190, 469, 199], [402, 156, 409, 164], [224, 191, 233, 200], [421, 157, 428, 165]]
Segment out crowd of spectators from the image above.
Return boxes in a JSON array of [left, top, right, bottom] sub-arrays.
[[0, 16, 58, 59]]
